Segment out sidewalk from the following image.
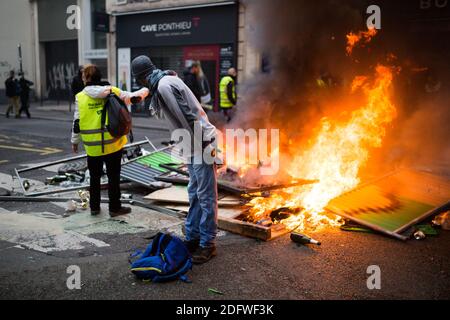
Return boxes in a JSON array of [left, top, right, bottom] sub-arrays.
[[0, 102, 169, 131]]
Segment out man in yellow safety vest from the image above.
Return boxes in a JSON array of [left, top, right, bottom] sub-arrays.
[[219, 68, 237, 123]]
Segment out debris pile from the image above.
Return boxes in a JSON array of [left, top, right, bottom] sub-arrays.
[[2, 138, 449, 243]]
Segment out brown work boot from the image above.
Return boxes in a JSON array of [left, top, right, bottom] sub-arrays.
[[192, 246, 217, 265], [184, 239, 200, 255], [110, 206, 131, 217]]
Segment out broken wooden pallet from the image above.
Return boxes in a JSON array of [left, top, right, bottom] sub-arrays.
[[156, 171, 317, 195], [164, 204, 288, 241]]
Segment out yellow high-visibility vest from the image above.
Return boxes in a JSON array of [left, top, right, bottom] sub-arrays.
[[219, 76, 236, 108], [316, 78, 327, 88], [77, 87, 127, 157]]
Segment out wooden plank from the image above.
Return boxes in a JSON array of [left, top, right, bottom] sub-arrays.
[[219, 208, 245, 219], [153, 203, 271, 240], [156, 171, 318, 195], [163, 204, 190, 212], [219, 218, 289, 241], [162, 205, 244, 220], [144, 186, 241, 207], [153, 202, 286, 241], [218, 217, 272, 241]]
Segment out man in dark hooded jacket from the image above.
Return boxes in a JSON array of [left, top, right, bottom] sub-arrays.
[[183, 61, 203, 103], [131, 55, 218, 265], [18, 72, 34, 118], [72, 66, 85, 98]]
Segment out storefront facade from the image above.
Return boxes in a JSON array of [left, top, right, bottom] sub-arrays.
[[114, 2, 238, 110], [27, 0, 110, 101], [36, 0, 79, 101]]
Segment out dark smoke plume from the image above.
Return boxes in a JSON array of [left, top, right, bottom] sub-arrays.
[[232, 0, 449, 173], [233, 0, 364, 144]]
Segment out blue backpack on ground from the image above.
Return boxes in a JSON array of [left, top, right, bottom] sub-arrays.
[[129, 233, 192, 283]]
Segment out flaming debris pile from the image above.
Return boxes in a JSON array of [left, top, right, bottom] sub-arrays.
[[226, 23, 400, 232], [244, 60, 399, 231]]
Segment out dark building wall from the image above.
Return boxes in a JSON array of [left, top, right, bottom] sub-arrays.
[[44, 40, 78, 101], [38, 0, 78, 42], [356, 0, 450, 52], [38, 0, 79, 101]]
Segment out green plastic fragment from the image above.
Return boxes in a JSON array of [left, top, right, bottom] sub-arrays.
[[340, 225, 374, 233], [136, 152, 181, 172], [415, 224, 439, 236], [208, 288, 224, 295]]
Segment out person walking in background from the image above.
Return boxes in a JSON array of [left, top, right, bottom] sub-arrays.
[[71, 64, 148, 218], [71, 66, 85, 98], [4, 70, 21, 118], [219, 68, 237, 123], [183, 61, 203, 103], [197, 62, 213, 111], [18, 72, 33, 118]]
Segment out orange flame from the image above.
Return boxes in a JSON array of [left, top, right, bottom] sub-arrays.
[[223, 28, 400, 232], [247, 64, 398, 231], [346, 27, 377, 55]]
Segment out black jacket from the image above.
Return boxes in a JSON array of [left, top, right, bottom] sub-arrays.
[[71, 75, 85, 97], [226, 78, 237, 106], [5, 77, 19, 97], [19, 78, 33, 97], [183, 70, 202, 103]]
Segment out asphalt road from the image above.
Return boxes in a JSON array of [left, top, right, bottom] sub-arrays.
[[0, 115, 449, 300]]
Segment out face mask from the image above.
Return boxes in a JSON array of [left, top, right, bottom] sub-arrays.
[[137, 77, 148, 87]]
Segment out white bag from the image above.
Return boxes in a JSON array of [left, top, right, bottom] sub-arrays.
[[201, 93, 212, 105]]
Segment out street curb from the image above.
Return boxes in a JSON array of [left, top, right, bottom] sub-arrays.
[[0, 112, 169, 132]]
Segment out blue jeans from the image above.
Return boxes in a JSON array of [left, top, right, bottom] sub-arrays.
[[185, 163, 218, 248]]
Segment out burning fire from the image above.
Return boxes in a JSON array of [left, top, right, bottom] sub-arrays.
[[243, 29, 399, 232], [346, 27, 377, 55]]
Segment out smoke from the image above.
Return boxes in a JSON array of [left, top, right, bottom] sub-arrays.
[[231, 0, 449, 174], [373, 69, 450, 173], [234, 0, 362, 131]]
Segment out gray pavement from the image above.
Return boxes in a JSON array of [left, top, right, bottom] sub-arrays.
[[0, 112, 449, 300]]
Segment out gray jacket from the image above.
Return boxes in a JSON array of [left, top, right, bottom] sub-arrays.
[[151, 75, 217, 160]]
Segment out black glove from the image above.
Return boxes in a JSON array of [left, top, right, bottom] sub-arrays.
[[130, 96, 142, 104]]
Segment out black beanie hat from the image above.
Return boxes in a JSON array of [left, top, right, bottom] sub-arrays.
[[131, 55, 156, 79]]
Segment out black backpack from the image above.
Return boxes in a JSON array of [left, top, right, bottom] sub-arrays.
[[101, 92, 133, 152]]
